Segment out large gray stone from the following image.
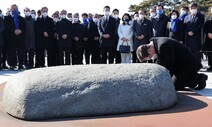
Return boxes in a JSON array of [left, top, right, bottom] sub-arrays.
[[2, 64, 177, 120]]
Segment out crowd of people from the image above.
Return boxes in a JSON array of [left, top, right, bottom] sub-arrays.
[[0, 3, 211, 71]]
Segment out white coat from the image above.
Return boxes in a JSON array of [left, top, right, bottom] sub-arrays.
[[117, 23, 134, 52]]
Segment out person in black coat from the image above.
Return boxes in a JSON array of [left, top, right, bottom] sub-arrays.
[[151, 4, 170, 37], [98, 6, 117, 64], [24, 7, 36, 69], [133, 8, 152, 63], [88, 13, 100, 64], [0, 15, 4, 69], [56, 10, 72, 65], [184, 3, 205, 62], [166, 10, 184, 43], [136, 37, 208, 90], [202, 8, 212, 71], [35, 7, 55, 67], [4, 4, 26, 70], [81, 13, 90, 64], [72, 13, 84, 65], [112, 9, 121, 64]]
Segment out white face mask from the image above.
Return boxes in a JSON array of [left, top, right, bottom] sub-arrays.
[[134, 16, 139, 20], [113, 14, 119, 19], [190, 9, 197, 14], [139, 14, 144, 19], [150, 12, 156, 17], [73, 18, 79, 23], [42, 12, 48, 17], [61, 14, 66, 19], [31, 14, 36, 19], [25, 12, 31, 17], [180, 10, 187, 15], [104, 11, 110, 16], [171, 15, 177, 20], [53, 18, 60, 22], [68, 18, 72, 22], [93, 18, 98, 22]]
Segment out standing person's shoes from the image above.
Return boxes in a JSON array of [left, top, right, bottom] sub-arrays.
[[195, 73, 208, 90]]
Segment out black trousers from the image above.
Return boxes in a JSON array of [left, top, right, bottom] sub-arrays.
[[58, 48, 71, 65], [35, 48, 45, 67], [101, 47, 115, 64], [115, 51, 121, 64], [7, 45, 25, 67], [172, 63, 201, 90], [2, 47, 7, 67], [72, 50, 83, 65], [91, 47, 100, 64], [25, 49, 35, 68], [84, 46, 91, 64], [208, 53, 212, 67], [190, 49, 201, 63]]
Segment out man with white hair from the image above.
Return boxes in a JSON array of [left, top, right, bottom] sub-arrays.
[[136, 37, 208, 90]]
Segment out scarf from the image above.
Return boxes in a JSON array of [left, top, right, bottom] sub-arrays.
[[12, 10, 20, 29], [179, 14, 187, 21], [171, 18, 178, 33], [82, 18, 88, 27]]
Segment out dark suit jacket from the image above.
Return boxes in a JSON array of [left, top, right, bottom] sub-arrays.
[[25, 16, 35, 49], [151, 14, 170, 37], [88, 20, 100, 49], [166, 20, 184, 42], [0, 17, 4, 47], [98, 16, 116, 48], [133, 18, 152, 50], [153, 37, 201, 77], [56, 18, 72, 48], [35, 16, 55, 49], [184, 12, 205, 50], [72, 22, 84, 51], [202, 16, 212, 51], [4, 15, 26, 48]]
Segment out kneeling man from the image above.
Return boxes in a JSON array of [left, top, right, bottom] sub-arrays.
[[137, 37, 207, 90]]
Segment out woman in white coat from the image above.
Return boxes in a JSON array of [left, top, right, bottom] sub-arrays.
[[117, 13, 133, 63]]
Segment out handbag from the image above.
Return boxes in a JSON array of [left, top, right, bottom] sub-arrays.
[[119, 41, 131, 53]]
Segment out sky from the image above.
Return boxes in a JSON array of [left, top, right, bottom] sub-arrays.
[[0, 0, 142, 16]]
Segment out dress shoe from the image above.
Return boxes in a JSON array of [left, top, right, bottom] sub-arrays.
[[195, 74, 208, 90]]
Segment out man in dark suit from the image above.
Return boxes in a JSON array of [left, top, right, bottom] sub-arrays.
[[151, 4, 170, 37], [202, 7, 212, 71], [35, 7, 55, 67], [24, 7, 36, 69], [137, 37, 208, 90], [98, 6, 116, 64], [88, 13, 101, 64], [4, 4, 26, 70], [112, 9, 121, 64], [71, 13, 84, 65], [133, 8, 152, 63], [0, 14, 4, 69], [184, 3, 205, 62], [56, 10, 72, 65]]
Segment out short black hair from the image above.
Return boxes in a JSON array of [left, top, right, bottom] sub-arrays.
[[81, 13, 88, 17], [138, 8, 147, 14], [157, 3, 164, 9], [182, 6, 189, 11], [104, 5, 110, 10], [190, 3, 198, 8], [141, 45, 150, 59], [169, 10, 179, 18], [112, 9, 119, 13]]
